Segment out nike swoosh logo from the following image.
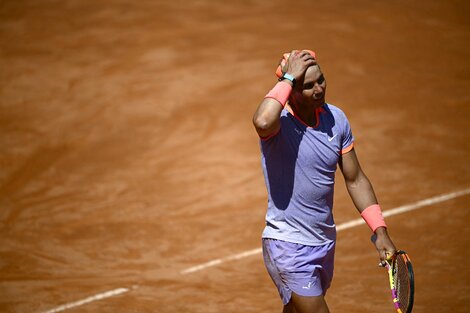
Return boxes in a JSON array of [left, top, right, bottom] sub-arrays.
[[328, 134, 337, 142]]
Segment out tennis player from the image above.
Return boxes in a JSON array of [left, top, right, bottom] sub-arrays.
[[252, 50, 397, 313]]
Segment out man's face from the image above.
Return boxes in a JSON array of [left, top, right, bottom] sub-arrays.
[[300, 64, 327, 107]]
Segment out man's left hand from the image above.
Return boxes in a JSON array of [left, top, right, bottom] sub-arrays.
[[371, 227, 397, 266]]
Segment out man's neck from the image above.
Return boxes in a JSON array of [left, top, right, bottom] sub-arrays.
[[288, 102, 323, 127]]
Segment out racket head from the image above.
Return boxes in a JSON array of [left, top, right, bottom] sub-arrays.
[[387, 250, 415, 313]]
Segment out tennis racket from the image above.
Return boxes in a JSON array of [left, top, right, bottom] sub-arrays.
[[385, 250, 415, 313]]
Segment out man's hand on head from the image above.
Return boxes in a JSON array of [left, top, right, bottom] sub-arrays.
[[282, 50, 316, 84]]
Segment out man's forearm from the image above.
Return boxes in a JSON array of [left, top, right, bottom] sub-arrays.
[[253, 80, 293, 138], [346, 171, 379, 213]]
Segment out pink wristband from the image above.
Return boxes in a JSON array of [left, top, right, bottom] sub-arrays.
[[264, 81, 292, 107], [361, 204, 387, 232]]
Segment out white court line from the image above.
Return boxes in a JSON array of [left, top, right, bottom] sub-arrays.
[[42, 286, 138, 313], [181, 188, 470, 275]]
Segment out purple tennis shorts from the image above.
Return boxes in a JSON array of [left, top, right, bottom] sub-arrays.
[[262, 238, 335, 305]]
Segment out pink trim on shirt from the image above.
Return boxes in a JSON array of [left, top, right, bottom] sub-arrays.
[[260, 128, 281, 141], [341, 143, 354, 155]]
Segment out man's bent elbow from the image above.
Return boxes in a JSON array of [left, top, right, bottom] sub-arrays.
[[253, 115, 270, 131], [252, 116, 278, 138]]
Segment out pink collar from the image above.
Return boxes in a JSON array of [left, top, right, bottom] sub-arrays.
[[286, 104, 325, 128]]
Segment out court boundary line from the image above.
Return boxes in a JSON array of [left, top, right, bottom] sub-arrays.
[[41, 286, 138, 313], [180, 188, 470, 274], [40, 188, 470, 312]]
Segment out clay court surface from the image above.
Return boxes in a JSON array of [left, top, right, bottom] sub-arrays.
[[1, 1, 469, 312]]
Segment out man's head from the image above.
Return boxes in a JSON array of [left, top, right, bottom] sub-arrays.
[[276, 50, 326, 109]]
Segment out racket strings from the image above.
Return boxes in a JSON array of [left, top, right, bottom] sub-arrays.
[[394, 255, 411, 311]]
